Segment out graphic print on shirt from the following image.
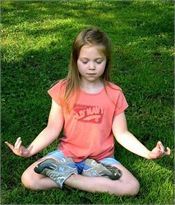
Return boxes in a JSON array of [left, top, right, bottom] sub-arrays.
[[73, 104, 104, 124]]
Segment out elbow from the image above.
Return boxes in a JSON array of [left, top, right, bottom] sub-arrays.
[[113, 132, 122, 142], [45, 125, 62, 138], [113, 130, 129, 143], [45, 126, 58, 138]]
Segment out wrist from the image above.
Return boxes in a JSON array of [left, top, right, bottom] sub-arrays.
[[24, 146, 33, 158], [145, 150, 152, 160]]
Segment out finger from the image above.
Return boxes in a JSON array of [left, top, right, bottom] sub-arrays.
[[5, 141, 14, 150], [165, 147, 171, 155], [156, 141, 161, 148], [16, 140, 22, 150], [14, 137, 21, 149], [157, 141, 165, 153]]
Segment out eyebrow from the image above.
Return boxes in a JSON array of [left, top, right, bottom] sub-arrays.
[[80, 57, 104, 60]]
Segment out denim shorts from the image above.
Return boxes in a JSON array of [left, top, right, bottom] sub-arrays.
[[46, 149, 120, 175]]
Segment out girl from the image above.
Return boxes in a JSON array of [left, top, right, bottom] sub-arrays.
[[5, 27, 170, 196]]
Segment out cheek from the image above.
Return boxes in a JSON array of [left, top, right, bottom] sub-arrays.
[[99, 62, 106, 72], [77, 61, 82, 70], [77, 60, 81, 68], [77, 62, 86, 74]]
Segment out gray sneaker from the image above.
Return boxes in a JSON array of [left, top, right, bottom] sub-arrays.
[[34, 158, 77, 188], [83, 159, 122, 180]]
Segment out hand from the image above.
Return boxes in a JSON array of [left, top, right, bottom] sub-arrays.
[[148, 141, 171, 159], [5, 137, 31, 158]]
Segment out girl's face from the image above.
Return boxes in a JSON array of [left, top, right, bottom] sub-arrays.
[[77, 45, 107, 84]]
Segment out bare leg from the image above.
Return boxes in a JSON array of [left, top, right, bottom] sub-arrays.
[[21, 159, 139, 196], [21, 158, 58, 190], [65, 163, 139, 196]]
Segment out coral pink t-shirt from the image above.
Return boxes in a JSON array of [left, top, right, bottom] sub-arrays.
[[48, 80, 128, 162]]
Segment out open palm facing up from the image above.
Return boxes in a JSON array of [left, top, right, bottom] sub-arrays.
[[149, 141, 171, 159], [5, 137, 30, 158]]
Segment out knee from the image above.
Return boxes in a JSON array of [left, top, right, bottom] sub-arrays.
[[126, 179, 140, 196], [21, 171, 38, 190], [112, 178, 140, 196]]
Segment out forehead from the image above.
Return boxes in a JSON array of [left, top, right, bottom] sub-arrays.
[[79, 45, 105, 58]]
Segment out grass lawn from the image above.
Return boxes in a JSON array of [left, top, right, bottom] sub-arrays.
[[1, 0, 174, 204]]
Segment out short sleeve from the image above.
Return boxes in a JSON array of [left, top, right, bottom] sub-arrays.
[[48, 80, 65, 105], [114, 91, 128, 116]]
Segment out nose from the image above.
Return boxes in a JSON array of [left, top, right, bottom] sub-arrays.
[[89, 62, 95, 70]]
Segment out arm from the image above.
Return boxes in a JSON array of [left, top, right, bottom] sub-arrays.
[[112, 112, 170, 159], [5, 99, 64, 157]]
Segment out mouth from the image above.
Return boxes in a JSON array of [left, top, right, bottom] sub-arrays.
[[86, 73, 97, 76]]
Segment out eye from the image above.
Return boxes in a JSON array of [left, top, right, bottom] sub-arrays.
[[81, 60, 88, 64], [79, 58, 89, 64], [96, 60, 103, 64]]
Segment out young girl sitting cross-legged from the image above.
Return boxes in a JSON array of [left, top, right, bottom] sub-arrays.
[[5, 27, 171, 196]]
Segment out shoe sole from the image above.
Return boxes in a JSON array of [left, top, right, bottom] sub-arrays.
[[34, 158, 58, 174]]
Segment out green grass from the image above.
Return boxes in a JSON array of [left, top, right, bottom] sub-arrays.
[[1, 0, 174, 204]]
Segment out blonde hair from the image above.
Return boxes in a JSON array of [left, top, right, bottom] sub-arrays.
[[63, 27, 112, 110]]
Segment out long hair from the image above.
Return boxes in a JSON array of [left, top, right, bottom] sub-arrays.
[[64, 26, 112, 109]]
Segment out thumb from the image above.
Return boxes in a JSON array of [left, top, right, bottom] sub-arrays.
[[156, 141, 162, 149], [5, 141, 14, 150]]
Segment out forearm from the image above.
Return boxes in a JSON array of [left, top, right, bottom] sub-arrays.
[[115, 131, 151, 159], [27, 126, 61, 157]]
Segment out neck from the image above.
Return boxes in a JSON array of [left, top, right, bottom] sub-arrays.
[[80, 79, 104, 93]]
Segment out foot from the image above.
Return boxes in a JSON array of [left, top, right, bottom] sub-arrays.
[[101, 164, 122, 180], [84, 159, 122, 180], [34, 158, 78, 188], [34, 158, 59, 174]]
